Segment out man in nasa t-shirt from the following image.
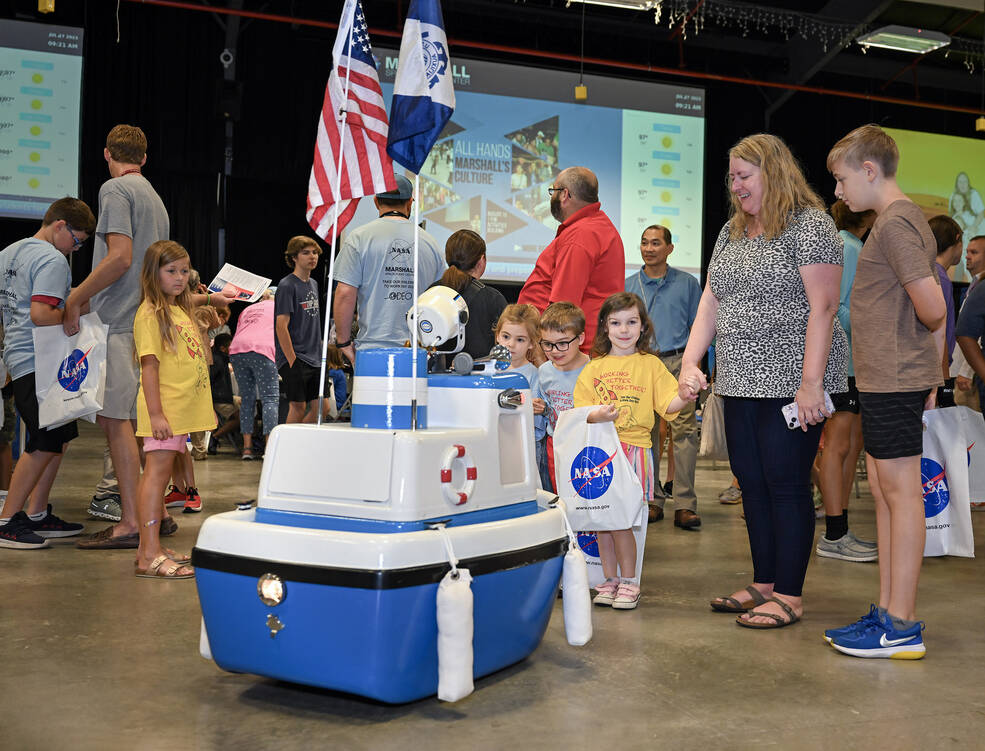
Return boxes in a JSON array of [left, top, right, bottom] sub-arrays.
[[333, 175, 445, 365]]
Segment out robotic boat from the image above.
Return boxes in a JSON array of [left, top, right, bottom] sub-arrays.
[[192, 288, 568, 703]]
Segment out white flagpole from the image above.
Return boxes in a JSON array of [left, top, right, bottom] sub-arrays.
[[411, 172, 420, 431], [317, 2, 357, 427]]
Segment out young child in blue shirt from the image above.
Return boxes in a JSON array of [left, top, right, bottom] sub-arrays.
[[532, 302, 590, 492], [493, 304, 546, 475]]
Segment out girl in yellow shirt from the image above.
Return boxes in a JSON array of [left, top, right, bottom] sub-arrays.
[[133, 241, 215, 579], [574, 292, 687, 609]]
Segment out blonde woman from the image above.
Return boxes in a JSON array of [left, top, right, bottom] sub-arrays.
[[679, 134, 847, 629]]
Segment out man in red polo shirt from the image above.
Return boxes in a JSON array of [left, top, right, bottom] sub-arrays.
[[519, 167, 624, 351]]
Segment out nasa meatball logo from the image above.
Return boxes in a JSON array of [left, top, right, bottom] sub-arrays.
[[419, 320, 433, 334], [921, 458, 949, 518], [57, 347, 91, 393], [570, 445, 617, 500], [577, 531, 599, 558]]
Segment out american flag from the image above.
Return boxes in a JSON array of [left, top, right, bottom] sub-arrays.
[[306, 0, 397, 240]]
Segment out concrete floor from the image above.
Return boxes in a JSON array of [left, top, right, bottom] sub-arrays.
[[4, 421, 985, 750]]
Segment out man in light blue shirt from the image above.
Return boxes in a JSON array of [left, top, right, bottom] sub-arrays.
[[625, 225, 702, 529], [333, 175, 444, 364]]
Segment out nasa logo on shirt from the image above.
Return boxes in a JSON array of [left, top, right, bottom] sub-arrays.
[[921, 458, 949, 518], [57, 347, 91, 393], [570, 445, 617, 500]]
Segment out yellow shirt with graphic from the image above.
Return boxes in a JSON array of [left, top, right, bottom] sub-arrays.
[[573, 352, 680, 449], [134, 302, 216, 437]]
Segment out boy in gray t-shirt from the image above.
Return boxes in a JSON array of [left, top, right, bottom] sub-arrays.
[[0, 198, 95, 549]]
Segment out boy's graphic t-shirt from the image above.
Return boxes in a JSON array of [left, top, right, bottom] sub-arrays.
[[536, 360, 588, 437], [134, 302, 216, 437], [0, 237, 71, 379], [573, 352, 680, 449], [274, 273, 321, 370]]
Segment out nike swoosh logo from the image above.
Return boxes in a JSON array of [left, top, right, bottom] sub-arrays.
[[880, 633, 915, 647]]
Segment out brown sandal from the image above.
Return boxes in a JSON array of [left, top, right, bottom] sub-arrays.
[[710, 585, 768, 613], [135, 554, 194, 580], [736, 596, 801, 629], [133, 548, 191, 567]]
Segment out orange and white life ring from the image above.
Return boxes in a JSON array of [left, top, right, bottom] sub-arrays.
[[440, 444, 476, 505]]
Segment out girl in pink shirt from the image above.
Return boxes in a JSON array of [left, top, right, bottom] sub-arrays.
[[230, 295, 278, 460]]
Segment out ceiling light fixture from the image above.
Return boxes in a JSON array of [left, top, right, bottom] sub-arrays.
[[856, 25, 950, 55], [566, 0, 655, 10]]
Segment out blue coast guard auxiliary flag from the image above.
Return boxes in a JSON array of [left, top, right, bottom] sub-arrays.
[[386, 0, 456, 173]]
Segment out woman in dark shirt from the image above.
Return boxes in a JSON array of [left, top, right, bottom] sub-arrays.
[[434, 229, 507, 359]]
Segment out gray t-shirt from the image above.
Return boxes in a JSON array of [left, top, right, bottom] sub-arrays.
[[707, 207, 848, 399], [335, 217, 445, 349], [90, 174, 170, 334], [0, 238, 71, 379], [274, 273, 322, 369]]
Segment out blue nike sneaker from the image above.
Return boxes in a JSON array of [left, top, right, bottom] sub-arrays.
[[823, 604, 880, 645], [831, 611, 926, 660]]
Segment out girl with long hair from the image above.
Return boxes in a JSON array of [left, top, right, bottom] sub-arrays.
[[573, 292, 688, 609], [132, 241, 215, 579]]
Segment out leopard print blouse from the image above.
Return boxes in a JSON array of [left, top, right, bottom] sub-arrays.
[[708, 207, 848, 399]]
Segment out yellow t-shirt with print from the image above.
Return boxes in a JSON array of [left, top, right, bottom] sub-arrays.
[[134, 302, 216, 437], [573, 352, 680, 448]]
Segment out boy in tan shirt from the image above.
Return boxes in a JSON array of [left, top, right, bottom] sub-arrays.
[[823, 125, 945, 659]]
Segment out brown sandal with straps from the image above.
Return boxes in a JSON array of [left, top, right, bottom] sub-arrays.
[[710, 585, 768, 613], [735, 596, 801, 629], [135, 554, 195, 580]]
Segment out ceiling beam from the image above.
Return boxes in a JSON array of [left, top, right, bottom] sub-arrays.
[[763, 0, 894, 122]]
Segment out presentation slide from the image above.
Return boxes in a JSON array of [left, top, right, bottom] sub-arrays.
[[0, 20, 83, 221], [346, 49, 705, 283], [886, 127, 985, 283]]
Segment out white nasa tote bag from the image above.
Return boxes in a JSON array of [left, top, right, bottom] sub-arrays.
[[553, 406, 645, 532], [921, 408, 975, 558], [33, 313, 108, 429], [554, 407, 649, 586], [958, 406, 985, 510]]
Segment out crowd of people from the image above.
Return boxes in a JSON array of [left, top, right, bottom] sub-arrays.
[[0, 122, 968, 661]]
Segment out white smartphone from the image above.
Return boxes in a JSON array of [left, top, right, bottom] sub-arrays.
[[782, 392, 835, 430]]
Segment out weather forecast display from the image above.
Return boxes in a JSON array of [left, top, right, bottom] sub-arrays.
[[348, 49, 705, 283], [0, 20, 83, 221]]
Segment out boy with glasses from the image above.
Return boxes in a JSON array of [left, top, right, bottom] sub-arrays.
[[532, 302, 590, 491], [0, 197, 95, 548]]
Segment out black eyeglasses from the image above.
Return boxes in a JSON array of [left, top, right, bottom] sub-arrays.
[[65, 224, 84, 248], [547, 186, 566, 196], [539, 335, 578, 352]]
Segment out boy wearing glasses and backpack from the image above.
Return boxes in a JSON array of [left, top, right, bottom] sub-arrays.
[[533, 302, 590, 492]]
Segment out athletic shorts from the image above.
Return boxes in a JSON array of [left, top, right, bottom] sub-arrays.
[[830, 376, 860, 414], [0, 391, 15, 445], [279, 359, 320, 403], [99, 332, 139, 420], [858, 390, 930, 460], [12, 372, 78, 453]]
